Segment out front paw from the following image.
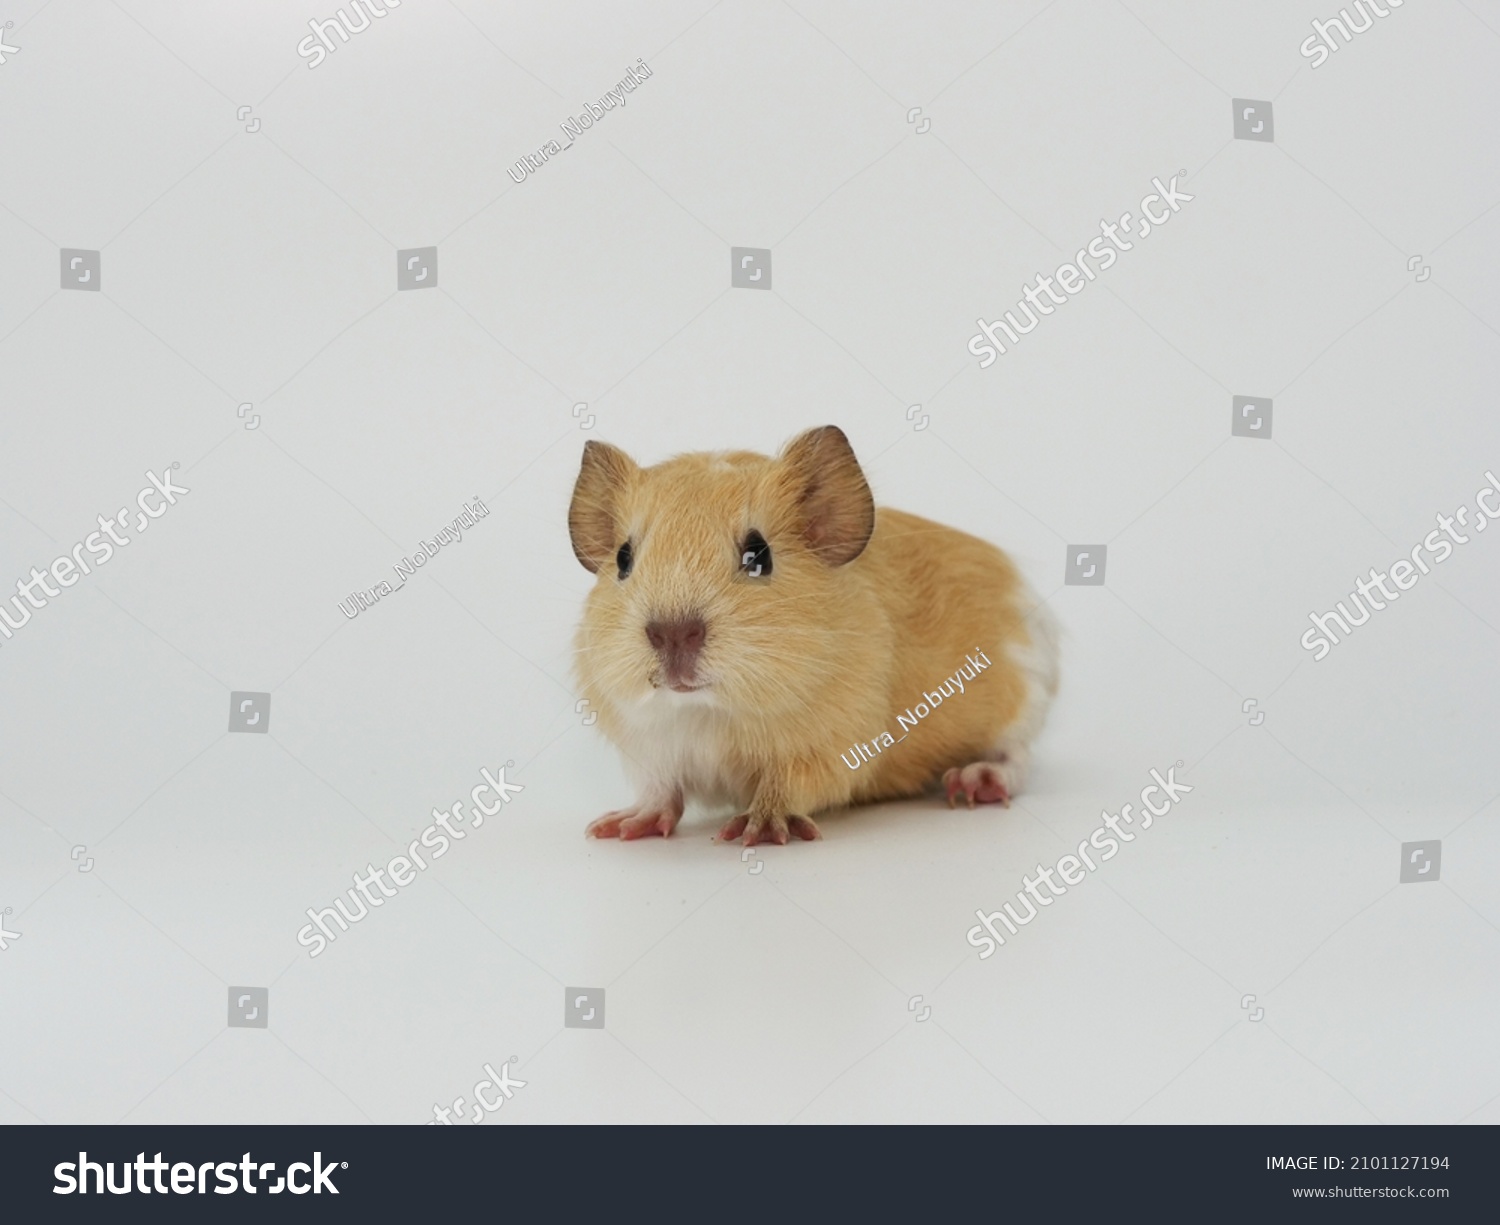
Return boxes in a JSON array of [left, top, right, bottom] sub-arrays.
[[716, 811, 821, 846], [586, 802, 682, 841]]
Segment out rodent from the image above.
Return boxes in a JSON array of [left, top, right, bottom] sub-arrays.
[[567, 425, 1060, 845]]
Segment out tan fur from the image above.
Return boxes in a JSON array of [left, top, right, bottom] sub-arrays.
[[569, 426, 1058, 842]]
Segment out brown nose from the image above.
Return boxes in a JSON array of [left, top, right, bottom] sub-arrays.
[[645, 617, 707, 683]]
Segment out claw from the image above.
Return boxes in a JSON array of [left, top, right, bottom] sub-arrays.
[[718, 811, 822, 845], [586, 797, 683, 840], [943, 763, 1012, 809], [787, 815, 822, 841]]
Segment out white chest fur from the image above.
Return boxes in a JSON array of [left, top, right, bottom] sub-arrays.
[[614, 689, 746, 807]]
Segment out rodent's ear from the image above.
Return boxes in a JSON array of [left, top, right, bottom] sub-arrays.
[[568, 441, 638, 573], [779, 426, 875, 566]]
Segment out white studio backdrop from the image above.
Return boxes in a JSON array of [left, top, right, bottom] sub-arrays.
[[1, 0, 1498, 1125]]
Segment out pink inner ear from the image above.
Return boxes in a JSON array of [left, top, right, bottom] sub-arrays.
[[801, 478, 830, 546], [782, 427, 874, 565]]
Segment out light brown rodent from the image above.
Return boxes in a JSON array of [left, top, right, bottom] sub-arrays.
[[568, 425, 1059, 845]]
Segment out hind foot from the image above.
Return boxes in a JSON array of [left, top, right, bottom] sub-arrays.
[[944, 761, 1015, 808]]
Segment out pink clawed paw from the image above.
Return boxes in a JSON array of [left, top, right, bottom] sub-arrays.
[[586, 805, 682, 840], [716, 812, 821, 846], [943, 762, 1012, 809]]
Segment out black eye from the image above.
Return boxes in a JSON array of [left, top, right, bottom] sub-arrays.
[[616, 540, 633, 580], [739, 530, 772, 578]]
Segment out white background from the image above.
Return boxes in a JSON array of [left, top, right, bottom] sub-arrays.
[[1, 0, 1498, 1124]]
